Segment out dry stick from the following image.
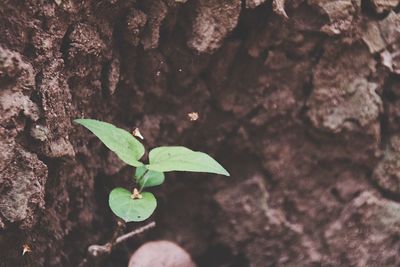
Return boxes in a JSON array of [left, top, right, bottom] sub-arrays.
[[88, 221, 156, 257], [115, 221, 155, 244]]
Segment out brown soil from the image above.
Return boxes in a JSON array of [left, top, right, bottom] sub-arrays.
[[1, 0, 400, 266]]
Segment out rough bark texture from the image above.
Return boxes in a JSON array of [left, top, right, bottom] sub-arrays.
[[1, 0, 400, 266]]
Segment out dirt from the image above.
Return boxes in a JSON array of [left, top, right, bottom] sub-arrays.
[[1, 0, 400, 266]]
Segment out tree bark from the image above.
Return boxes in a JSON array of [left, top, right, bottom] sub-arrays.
[[1, 0, 400, 266]]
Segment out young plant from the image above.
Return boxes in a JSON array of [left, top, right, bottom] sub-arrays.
[[74, 119, 229, 223]]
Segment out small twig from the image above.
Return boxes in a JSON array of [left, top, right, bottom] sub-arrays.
[[115, 221, 155, 244], [87, 221, 156, 258]]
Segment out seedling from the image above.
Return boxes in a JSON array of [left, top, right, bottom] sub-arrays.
[[74, 119, 229, 223]]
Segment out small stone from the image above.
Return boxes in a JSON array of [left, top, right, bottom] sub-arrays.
[[128, 240, 196, 267]]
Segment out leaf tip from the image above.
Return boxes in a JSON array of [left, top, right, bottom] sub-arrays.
[[222, 169, 230, 176]]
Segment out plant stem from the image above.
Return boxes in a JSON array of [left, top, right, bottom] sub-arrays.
[[87, 221, 156, 258], [110, 221, 126, 246], [137, 169, 149, 193], [136, 168, 149, 181]]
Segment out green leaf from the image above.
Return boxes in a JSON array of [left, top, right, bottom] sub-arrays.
[[135, 166, 165, 188], [146, 146, 230, 176], [108, 188, 157, 222], [74, 119, 144, 167]]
